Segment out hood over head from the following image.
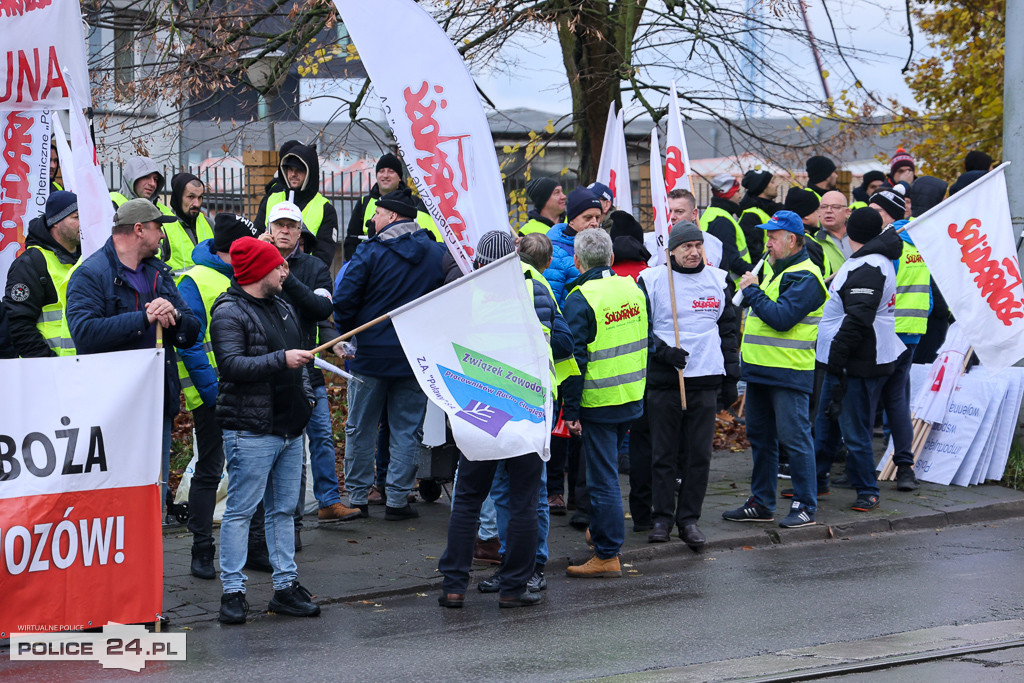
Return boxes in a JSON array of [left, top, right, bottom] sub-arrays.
[[120, 156, 164, 202], [170, 172, 203, 227], [278, 142, 321, 202]]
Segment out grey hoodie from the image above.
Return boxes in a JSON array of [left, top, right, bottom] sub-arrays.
[[119, 156, 165, 202]]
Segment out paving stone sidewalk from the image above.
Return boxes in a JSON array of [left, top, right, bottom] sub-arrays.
[[160, 447, 1024, 626]]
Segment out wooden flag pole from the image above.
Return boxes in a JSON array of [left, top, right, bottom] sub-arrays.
[[665, 248, 687, 410], [311, 312, 391, 356]]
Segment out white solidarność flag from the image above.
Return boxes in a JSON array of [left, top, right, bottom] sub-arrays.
[[0, 110, 51, 294], [332, 0, 508, 275], [390, 254, 553, 461], [649, 127, 670, 266], [904, 163, 1024, 371], [0, 0, 91, 112], [664, 82, 694, 194], [595, 104, 633, 215]]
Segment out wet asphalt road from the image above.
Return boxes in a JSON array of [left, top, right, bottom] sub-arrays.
[[6, 518, 1024, 682]]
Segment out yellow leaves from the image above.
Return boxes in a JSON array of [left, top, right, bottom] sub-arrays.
[[543, 119, 556, 135], [821, 69, 830, 79], [560, 166, 570, 176]]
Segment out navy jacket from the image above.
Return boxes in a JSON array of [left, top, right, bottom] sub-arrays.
[[67, 237, 200, 416], [177, 239, 233, 406], [561, 266, 653, 424], [334, 219, 445, 378], [739, 247, 828, 394]]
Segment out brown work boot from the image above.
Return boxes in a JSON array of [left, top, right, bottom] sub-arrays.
[[473, 537, 501, 565], [317, 502, 363, 523], [367, 486, 385, 505], [566, 554, 622, 578], [548, 494, 567, 516]]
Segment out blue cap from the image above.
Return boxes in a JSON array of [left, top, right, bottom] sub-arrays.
[[759, 210, 804, 235], [587, 181, 613, 203], [566, 187, 602, 221]]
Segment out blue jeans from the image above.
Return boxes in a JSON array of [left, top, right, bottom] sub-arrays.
[[746, 382, 816, 513], [305, 384, 342, 508], [344, 374, 426, 508], [881, 346, 916, 468], [493, 462, 550, 568], [478, 494, 498, 540], [580, 420, 628, 559], [815, 374, 885, 498], [220, 430, 303, 593]]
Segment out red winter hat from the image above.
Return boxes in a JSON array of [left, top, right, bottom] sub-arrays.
[[230, 236, 284, 285], [889, 148, 915, 175]]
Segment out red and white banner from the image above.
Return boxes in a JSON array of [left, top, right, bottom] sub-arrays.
[[664, 82, 694, 194], [649, 127, 670, 266], [1, 350, 164, 637], [0, 0, 91, 112], [904, 163, 1024, 371], [332, 0, 509, 275], [0, 109, 51, 294], [61, 76, 112, 258], [595, 104, 633, 216]]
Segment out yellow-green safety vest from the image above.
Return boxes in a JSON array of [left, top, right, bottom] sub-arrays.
[[163, 213, 214, 274], [894, 242, 930, 335], [26, 246, 76, 356], [741, 259, 827, 371], [174, 265, 232, 410], [699, 205, 750, 264], [849, 201, 867, 210], [361, 196, 443, 243], [570, 272, 649, 408], [812, 230, 846, 275], [740, 206, 770, 227], [804, 232, 834, 280], [522, 262, 580, 391], [267, 191, 332, 239], [518, 218, 550, 236]]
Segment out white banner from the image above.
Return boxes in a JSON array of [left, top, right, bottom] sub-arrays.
[[0, 109, 50, 294], [904, 163, 1024, 370], [649, 127, 670, 266], [595, 104, 633, 215], [0, 349, 163, 498], [911, 322, 971, 424], [332, 0, 509, 275], [664, 82, 694, 194], [63, 75, 113, 258], [390, 254, 552, 461], [0, 0, 91, 112]]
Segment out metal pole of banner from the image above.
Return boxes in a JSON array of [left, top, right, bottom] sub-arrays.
[[1006, 0, 1024, 256], [665, 248, 687, 410]]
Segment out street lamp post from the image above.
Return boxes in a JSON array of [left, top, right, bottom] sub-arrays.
[[243, 49, 287, 151]]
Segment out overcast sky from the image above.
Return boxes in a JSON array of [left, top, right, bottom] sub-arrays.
[[470, 0, 932, 120]]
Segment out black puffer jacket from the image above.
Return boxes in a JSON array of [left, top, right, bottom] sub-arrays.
[[279, 241, 334, 389], [211, 284, 313, 437]]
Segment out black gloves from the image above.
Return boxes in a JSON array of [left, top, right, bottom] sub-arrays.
[[655, 345, 688, 370], [825, 375, 847, 421]]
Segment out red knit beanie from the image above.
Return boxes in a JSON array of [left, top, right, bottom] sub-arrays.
[[230, 236, 285, 285]]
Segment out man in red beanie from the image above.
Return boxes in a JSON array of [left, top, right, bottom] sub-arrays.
[[888, 148, 916, 186], [210, 236, 320, 625]]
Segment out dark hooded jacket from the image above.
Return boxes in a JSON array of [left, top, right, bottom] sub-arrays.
[[908, 176, 949, 217], [114, 156, 165, 206], [821, 228, 905, 377], [255, 142, 338, 267], [277, 232, 334, 390], [948, 170, 987, 197], [738, 194, 782, 264], [0, 299, 15, 358], [705, 197, 752, 278], [609, 209, 651, 281], [169, 172, 202, 234], [3, 215, 81, 357], [333, 218, 446, 378]]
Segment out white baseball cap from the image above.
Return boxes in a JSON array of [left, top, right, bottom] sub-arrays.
[[268, 201, 303, 225]]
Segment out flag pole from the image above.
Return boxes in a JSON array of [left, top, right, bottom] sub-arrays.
[[311, 312, 390, 355], [665, 248, 687, 409]]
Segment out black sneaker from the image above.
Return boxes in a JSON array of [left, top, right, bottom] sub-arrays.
[[268, 581, 321, 618], [218, 591, 248, 625], [477, 566, 501, 593], [851, 494, 880, 512], [527, 570, 547, 593], [777, 463, 792, 480], [896, 465, 919, 491], [190, 543, 216, 580], [245, 545, 273, 573], [384, 504, 420, 521], [779, 501, 816, 528], [722, 497, 773, 522]]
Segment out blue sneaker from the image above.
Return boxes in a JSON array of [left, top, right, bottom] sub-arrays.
[[722, 496, 773, 522], [779, 501, 815, 528]]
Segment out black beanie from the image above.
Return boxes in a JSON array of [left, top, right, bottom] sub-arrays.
[[375, 152, 404, 179], [608, 210, 643, 242], [847, 207, 883, 244], [868, 187, 906, 222], [964, 150, 993, 173], [806, 155, 837, 185], [741, 169, 772, 196], [213, 213, 259, 253], [860, 170, 886, 189], [526, 177, 558, 210], [784, 188, 820, 219], [565, 187, 601, 221]]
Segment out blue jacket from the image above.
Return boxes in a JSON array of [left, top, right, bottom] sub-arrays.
[[177, 239, 233, 406], [334, 219, 446, 378], [892, 219, 933, 346], [739, 247, 828, 393], [542, 223, 580, 308], [561, 266, 653, 424], [66, 237, 200, 416]]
